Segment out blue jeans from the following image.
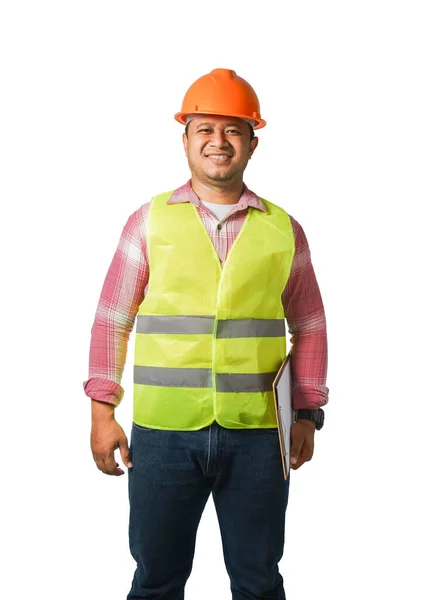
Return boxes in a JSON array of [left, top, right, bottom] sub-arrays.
[[127, 420, 290, 600]]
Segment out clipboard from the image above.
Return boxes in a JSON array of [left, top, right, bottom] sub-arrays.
[[272, 352, 295, 480]]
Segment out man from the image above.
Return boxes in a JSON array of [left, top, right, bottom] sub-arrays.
[[84, 68, 329, 600]]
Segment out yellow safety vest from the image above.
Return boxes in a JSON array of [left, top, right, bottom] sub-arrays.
[[133, 191, 295, 430]]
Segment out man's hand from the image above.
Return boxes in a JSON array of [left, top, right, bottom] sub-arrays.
[[90, 400, 132, 476], [289, 419, 316, 470]]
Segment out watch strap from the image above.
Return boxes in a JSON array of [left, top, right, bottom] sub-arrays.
[[295, 408, 324, 430]]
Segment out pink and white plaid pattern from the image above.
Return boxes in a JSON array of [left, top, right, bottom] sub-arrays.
[[83, 180, 329, 411]]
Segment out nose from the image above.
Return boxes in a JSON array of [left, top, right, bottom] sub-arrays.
[[209, 129, 229, 149]]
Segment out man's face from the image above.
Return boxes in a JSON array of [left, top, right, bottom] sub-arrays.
[[182, 114, 258, 186]]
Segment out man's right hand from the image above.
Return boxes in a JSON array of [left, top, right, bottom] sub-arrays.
[[90, 400, 132, 476]]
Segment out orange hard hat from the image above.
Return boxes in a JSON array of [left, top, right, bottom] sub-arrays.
[[174, 68, 266, 129]]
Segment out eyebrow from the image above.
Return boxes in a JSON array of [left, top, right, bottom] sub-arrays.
[[195, 122, 243, 129]]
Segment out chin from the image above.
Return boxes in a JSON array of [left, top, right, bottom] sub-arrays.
[[206, 170, 233, 182]]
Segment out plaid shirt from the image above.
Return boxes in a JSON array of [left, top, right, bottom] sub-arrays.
[[83, 180, 329, 411]]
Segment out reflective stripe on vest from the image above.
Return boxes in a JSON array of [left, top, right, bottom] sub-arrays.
[[134, 365, 212, 388], [136, 315, 286, 337], [133, 190, 295, 431], [134, 366, 278, 392]]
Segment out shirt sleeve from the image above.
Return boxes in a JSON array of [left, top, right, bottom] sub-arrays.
[[82, 203, 150, 406], [282, 214, 329, 410]]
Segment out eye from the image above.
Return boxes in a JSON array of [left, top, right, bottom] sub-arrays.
[[226, 129, 241, 135], [197, 128, 212, 133]]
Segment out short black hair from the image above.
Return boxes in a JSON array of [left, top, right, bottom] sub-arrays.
[[184, 120, 255, 140]]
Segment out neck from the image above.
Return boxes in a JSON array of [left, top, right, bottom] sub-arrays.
[[190, 177, 244, 205]]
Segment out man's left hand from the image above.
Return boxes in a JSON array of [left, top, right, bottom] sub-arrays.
[[290, 419, 316, 470]]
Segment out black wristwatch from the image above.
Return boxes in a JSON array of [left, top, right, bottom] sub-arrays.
[[295, 408, 325, 430]]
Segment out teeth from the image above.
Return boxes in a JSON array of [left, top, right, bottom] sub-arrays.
[[209, 155, 229, 160]]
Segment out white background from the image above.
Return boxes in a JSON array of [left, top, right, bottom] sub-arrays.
[[1, 1, 428, 598]]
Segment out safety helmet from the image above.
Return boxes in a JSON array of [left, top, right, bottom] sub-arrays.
[[174, 68, 266, 129]]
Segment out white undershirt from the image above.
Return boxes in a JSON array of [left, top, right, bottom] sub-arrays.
[[200, 200, 239, 222]]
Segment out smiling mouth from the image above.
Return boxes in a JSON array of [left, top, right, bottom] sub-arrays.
[[205, 154, 232, 163]]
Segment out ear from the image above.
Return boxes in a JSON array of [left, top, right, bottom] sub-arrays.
[[182, 132, 188, 156], [249, 136, 259, 158]]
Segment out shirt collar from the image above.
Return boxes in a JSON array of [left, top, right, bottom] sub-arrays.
[[166, 179, 268, 213]]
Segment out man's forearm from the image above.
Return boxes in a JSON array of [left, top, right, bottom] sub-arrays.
[[91, 398, 115, 421]]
